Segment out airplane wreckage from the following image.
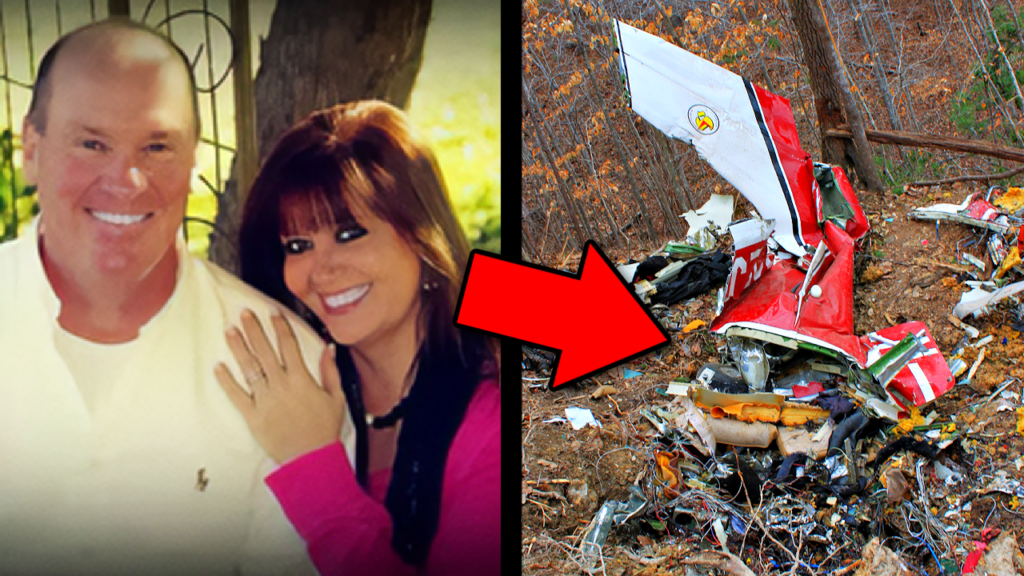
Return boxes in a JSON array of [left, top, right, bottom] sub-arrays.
[[613, 20, 955, 414], [564, 21, 1024, 575]]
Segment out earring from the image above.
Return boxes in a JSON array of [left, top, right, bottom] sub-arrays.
[[420, 256, 442, 293]]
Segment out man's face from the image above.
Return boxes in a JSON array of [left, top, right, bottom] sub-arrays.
[[22, 37, 197, 282]]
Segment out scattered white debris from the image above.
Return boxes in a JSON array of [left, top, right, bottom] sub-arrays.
[[564, 407, 602, 430]]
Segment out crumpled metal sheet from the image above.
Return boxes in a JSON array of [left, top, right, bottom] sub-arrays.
[[909, 192, 1011, 234], [860, 322, 955, 407], [712, 220, 865, 366], [713, 225, 953, 407], [613, 20, 868, 259], [615, 17, 957, 409], [953, 279, 1024, 319], [681, 194, 735, 247]]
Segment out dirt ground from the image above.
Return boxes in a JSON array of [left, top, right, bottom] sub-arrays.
[[521, 184, 1024, 575]]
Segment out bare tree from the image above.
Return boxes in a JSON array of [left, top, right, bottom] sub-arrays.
[[845, 0, 902, 132], [523, 79, 591, 247], [786, 0, 884, 193]]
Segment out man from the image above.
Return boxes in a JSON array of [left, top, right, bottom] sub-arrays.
[[0, 19, 352, 575]]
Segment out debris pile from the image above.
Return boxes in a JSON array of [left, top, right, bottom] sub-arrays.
[[912, 186, 1024, 324], [521, 20, 1024, 576]]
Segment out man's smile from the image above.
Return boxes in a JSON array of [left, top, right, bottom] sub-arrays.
[[86, 209, 153, 226]]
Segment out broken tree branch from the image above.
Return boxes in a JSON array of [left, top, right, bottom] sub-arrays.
[[907, 164, 1024, 187], [826, 126, 1024, 163]]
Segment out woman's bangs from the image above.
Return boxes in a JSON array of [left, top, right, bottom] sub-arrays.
[[277, 156, 360, 236]]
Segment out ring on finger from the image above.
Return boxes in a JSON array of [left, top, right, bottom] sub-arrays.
[[244, 366, 268, 387]]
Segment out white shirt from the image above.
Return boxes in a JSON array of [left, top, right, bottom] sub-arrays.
[[0, 220, 356, 575]]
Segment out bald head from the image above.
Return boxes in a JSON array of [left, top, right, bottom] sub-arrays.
[[27, 18, 200, 138]]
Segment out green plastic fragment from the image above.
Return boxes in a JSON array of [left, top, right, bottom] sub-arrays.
[[664, 242, 706, 254], [866, 332, 922, 386], [795, 341, 840, 358]]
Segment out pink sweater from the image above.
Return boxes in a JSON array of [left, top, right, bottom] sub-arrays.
[[265, 381, 501, 576]]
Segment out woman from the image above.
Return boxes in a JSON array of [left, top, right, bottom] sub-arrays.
[[213, 100, 500, 575]]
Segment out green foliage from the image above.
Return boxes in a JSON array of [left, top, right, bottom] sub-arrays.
[[875, 150, 943, 193], [950, 88, 987, 137], [719, 49, 748, 65], [456, 181, 501, 254], [0, 130, 36, 243], [950, 3, 1024, 145], [184, 192, 219, 257], [0, 183, 38, 242], [410, 61, 501, 256], [984, 4, 1024, 103], [949, 82, 1019, 144]]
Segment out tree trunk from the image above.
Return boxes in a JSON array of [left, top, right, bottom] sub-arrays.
[[566, 10, 659, 245], [522, 81, 589, 246], [666, 138, 698, 214], [579, 130, 628, 248], [208, 0, 431, 270], [847, 0, 902, 132], [653, 129, 692, 216], [785, 0, 884, 193], [252, 0, 430, 158]]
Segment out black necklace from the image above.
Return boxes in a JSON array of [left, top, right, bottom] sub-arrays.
[[333, 343, 480, 566], [366, 395, 412, 429]]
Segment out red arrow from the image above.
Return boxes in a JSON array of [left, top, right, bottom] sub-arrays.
[[455, 240, 668, 389]]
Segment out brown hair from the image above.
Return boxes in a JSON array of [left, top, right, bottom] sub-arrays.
[[240, 100, 497, 564], [239, 100, 494, 376]]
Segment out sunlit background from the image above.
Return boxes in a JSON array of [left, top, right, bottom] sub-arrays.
[[0, 0, 500, 255]]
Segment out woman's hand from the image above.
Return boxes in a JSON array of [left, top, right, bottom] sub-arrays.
[[215, 309, 346, 464]]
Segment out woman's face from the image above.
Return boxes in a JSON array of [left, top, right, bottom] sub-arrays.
[[280, 194, 423, 352]]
